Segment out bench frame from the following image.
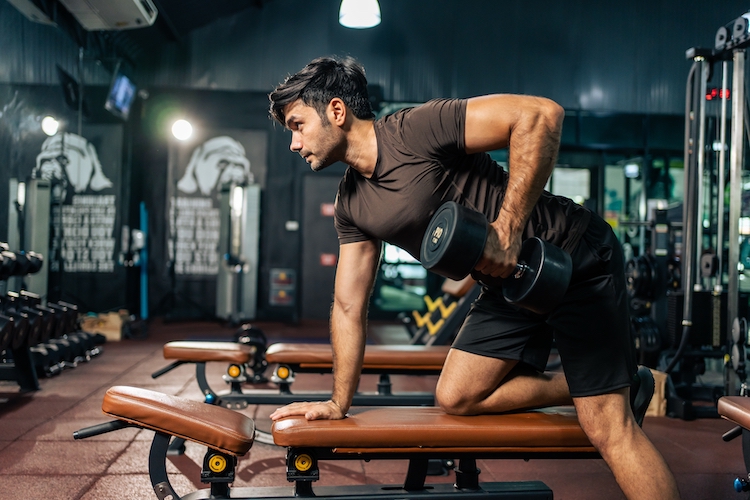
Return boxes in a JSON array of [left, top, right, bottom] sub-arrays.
[[77, 418, 600, 500], [75, 386, 601, 500]]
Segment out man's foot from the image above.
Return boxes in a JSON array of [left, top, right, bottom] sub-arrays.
[[630, 366, 655, 427]]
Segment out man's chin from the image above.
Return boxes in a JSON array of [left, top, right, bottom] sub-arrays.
[[310, 160, 330, 172]]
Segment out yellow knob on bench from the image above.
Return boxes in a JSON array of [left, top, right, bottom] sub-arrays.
[[209, 454, 227, 473], [227, 364, 242, 378], [276, 365, 290, 380], [294, 453, 313, 472]]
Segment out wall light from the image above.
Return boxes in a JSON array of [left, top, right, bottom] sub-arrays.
[[339, 0, 381, 29], [624, 163, 640, 179], [41, 115, 59, 136], [171, 119, 193, 141]]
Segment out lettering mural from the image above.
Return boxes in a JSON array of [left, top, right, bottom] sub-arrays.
[[31, 130, 119, 275], [167, 130, 267, 278]]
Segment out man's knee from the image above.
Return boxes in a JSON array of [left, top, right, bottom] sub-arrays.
[[435, 380, 477, 415], [575, 391, 635, 450]]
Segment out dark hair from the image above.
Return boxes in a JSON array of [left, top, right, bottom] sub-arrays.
[[269, 56, 375, 125]]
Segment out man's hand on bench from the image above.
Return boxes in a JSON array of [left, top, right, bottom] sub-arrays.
[[270, 399, 346, 421]]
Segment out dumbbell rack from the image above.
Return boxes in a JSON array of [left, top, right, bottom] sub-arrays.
[[0, 243, 104, 393]]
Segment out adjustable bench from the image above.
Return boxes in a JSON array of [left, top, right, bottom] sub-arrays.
[[718, 396, 750, 493], [75, 385, 599, 500], [153, 340, 449, 444]]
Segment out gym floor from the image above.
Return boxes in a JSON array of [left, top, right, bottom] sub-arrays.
[[0, 318, 745, 500]]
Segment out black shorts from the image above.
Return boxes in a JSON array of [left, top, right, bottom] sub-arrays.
[[451, 215, 637, 398]]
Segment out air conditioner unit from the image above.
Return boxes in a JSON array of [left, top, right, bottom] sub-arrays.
[[58, 0, 157, 31], [5, 0, 56, 26]]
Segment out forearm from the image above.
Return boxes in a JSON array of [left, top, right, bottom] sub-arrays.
[[496, 99, 563, 237], [329, 300, 367, 413]]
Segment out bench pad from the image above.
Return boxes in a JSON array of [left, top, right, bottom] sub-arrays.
[[266, 343, 450, 371], [102, 386, 254, 456], [272, 406, 596, 455], [718, 396, 750, 430], [163, 341, 254, 364]]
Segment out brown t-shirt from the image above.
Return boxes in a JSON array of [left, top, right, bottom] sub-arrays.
[[334, 98, 591, 269]]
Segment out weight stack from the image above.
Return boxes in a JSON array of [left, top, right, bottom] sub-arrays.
[[665, 291, 749, 348]]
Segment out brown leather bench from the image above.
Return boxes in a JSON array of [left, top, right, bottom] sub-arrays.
[[76, 385, 596, 499], [155, 342, 448, 446], [717, 396, 750, 493], [161, 340, 449, 374], [162, 340, 255, 365], [264, 343, 449, 373], [718, 396, 750, 430]]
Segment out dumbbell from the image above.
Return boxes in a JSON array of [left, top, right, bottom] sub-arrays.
[[0, 314, 15, 352], [420, 201, 572, 314], [4, 293, 43, 347]]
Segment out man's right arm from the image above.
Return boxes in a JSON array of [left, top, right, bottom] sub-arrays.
[[269, 238, 381, 421]]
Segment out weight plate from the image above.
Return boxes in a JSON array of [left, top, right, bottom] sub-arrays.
[[10, 315, 29, 350], [733, 317, 741, 344], [0, 315, 13, 352], [502, 237, 572, 314], [732, 343, 746, 372], [420, 201, 488, 281]]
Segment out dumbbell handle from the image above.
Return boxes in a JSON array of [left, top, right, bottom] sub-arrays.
[[512, 262, 529, 279]]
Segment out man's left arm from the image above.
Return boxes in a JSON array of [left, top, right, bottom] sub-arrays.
[[463, 94, 564, 279]]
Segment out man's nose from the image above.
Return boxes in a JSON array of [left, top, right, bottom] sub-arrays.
[[289, 133, 301, 152]]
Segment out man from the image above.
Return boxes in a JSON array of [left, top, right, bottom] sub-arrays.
[[268, 56, 679, 500]]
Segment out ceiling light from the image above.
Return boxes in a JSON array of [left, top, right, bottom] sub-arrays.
[[339, 0, 381, 29]]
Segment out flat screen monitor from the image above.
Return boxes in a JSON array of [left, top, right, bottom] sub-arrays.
[[104, 71, 137, 121]]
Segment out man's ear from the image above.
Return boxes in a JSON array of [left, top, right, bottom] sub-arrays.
[[328, 98, 347, 126]]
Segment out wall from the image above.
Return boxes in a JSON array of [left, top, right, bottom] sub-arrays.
[[142, 0, 746, 115], [1, 0, 748, 320]]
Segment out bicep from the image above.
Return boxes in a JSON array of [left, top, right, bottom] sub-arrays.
[[334, 240, 381, 314]]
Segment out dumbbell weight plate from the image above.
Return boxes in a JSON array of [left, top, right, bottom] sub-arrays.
[[502, 237, 572, 315], [420, 201, 489, 281], [732, 317, 747, 345], [0, 314, 14, 352], [10, 313, 29, 350], [732, 343, 746, 372]]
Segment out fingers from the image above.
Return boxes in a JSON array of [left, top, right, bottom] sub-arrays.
[[475, 225, 520, 278], [270, 401, 344, 421]]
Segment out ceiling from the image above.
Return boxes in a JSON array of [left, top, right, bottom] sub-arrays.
[[22, 0, 273, 70]]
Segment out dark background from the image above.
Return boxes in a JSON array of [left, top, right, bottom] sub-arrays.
[[0, 0, 746, 321]]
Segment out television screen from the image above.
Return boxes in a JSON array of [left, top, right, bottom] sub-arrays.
[[104, 72, 137, 121]]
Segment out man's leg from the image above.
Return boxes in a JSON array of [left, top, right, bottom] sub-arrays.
[[435, 348, 572, 415], [574, 389, 680, 500]]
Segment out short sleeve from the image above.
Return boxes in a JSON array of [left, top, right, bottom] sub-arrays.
[[333, 179, 371, 245], [397, 99, 466, 160]]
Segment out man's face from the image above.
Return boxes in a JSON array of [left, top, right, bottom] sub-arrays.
[[284, 100, 344, 172]]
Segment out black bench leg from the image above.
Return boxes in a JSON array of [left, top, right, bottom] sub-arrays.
[[455, 458, 480, 491], [149, 432, 181, 500], [404, 458, 428, 490]]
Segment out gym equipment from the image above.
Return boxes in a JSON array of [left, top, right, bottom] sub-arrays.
[[216, 183, 261, 323], [0, 241, 103, 389], [717, 396, 750, 493], [152, 340, 446, 445], [403, 276, 481, 346], [420, 201, 572, 314], [75, 385, 599, 500]]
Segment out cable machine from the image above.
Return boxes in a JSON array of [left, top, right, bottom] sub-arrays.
[[624, 11, 750, 420], [667, 12, 750, 418]]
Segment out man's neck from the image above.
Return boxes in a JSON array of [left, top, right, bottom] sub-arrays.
[[343, 119, 378, 179]]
